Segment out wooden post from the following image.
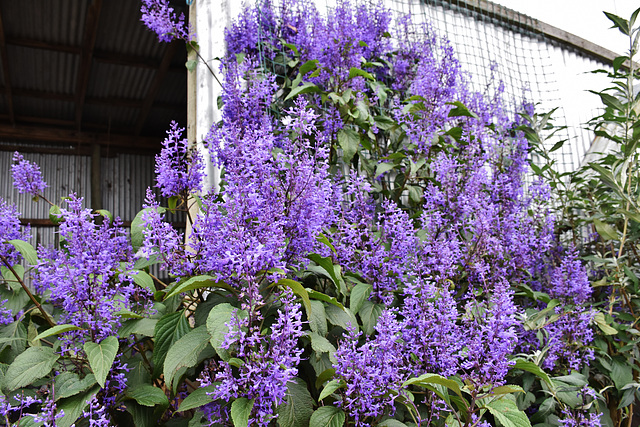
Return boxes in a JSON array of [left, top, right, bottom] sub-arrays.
[[186, 3, 198, 238], [90, 142, 101, 211]]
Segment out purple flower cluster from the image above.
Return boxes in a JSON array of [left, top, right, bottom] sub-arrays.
[[201, 291, 304, 426], [11, 152, 47, 197], [333, 310, 406, 425], [139, 188, 185, 274], [335, 194, 418, 304], [0, 198, 29, 266], [33, 195, 138, 348], [558, 386, 602, 427], [226, 0, 392, 90], [140, 0, 194, 43], [191, 69, 335, 284], [155, 121, 204, 198]]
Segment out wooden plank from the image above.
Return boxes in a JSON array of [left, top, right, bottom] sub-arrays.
[[75, 0, 102, 129]]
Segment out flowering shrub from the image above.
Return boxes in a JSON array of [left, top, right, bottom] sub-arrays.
[[0, 1, 612, 426]]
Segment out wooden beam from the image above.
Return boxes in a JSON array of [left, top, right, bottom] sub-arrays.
[[0, 6, 14, 124], [135, 41, 180, 135], [451, 0, 626, 65], [75, 0, 102, 129], [0, 123, 161, 151], [9, 87, 184, 110], [5, 37, 183, 72], [6, 37, 82, 54]]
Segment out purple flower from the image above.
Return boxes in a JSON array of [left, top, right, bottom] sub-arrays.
[[140, 0, 194, 43], [33, 195, 141, 349], [155, 121, 204, 198], [333, 310, 407, 425], [0, 198, 29, 266], [11, 152, 47, 197], [201, 291, 304, 426]]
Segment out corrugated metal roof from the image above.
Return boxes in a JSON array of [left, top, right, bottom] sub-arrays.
[[0, 0, 188, 151]]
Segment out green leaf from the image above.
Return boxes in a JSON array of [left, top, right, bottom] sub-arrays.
[[613, 56, 629, 72], [207, 304, 247, 360], [604, 11, 629, 35], [164, 326, 211, 389], [595, 91, 624, 111], [299, 59, 319, 76], [34, 324, 83, 341], [403, 373, 462, 397], [447, 101, 478, 118], [512, 359, 552, 387], [349, 282, 372, 314], [84, 336, 119, 389], [8, 239, 38, 266], [337, 128, 360, 165], [152, 310, 191, 375], [309, 406, 345, 427], [484, 398, 532, 427], [308, 254, 347, 296], [375, 162, 395, 178], [131, 270, 155, 292], [95, 209, 113, 222], [359, 300, 382, 335], [593, 312, 617, 335], [276, 378, 315, 427], [286, 82, 321, 101], [593, 219, 618, 241], [185, 59, 197, 71], [309, 300, 328, 336], [319, 379, 342, 400], [55, 372, 97, 400], [309, 331, 336, 354], [490, 385, 524, 396], [130, 207, 163, 252], [57, 386, 100, 427], [49, 204, 62, 224], [307, 290, 344, 310], [325, 304, 357, 332], [278, 279, 312, 316], [611, 358, 633, 389], [3, 346, 58, 391], [179, 385, 217, 411], [119, 318, 158, 337], [348, 67, 374, 81], [126, 384, 169, 408], [164, 275, 233, 300], [231, 397, 254, 427], [379, 420, 409, 427]]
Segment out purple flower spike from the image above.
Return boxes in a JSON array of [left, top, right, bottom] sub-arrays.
[[11, 152, 47, 197], [140, 0, 194, 43], [155, 121, 205, 198]]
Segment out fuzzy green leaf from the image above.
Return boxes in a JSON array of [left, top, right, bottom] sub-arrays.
[[84, 336, 119, 389]]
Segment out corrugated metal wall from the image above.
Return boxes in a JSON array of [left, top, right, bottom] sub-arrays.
[[0, 148, 185, 278]]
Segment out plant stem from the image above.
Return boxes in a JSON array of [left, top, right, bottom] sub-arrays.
[[0, 255, 55, 327]]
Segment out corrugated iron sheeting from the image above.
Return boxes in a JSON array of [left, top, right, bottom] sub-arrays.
[[87, 62, 155, 100], [8, 46, 78, 94], [82, 103, 139, 130], [154, 70, 188, 104], [95, 0, 166, 59], [13, 98, 75, 122], [1, 0, 87, 45]]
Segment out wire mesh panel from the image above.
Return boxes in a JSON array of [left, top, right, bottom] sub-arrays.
[[245, 0, 612, 173]]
